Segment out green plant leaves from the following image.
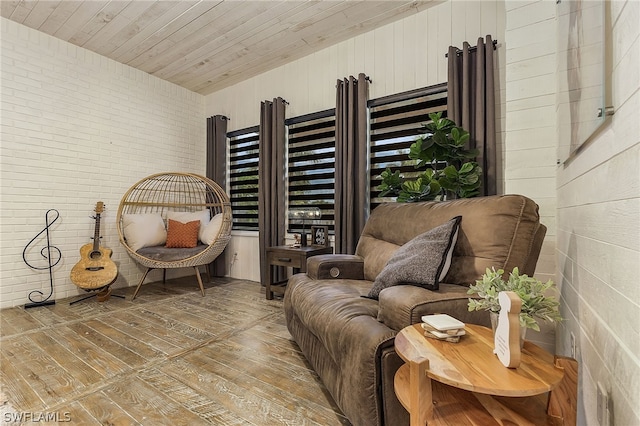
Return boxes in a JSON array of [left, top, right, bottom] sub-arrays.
[[459, 162, 474, 173], [378, 168, 403, 197], [376, 112, 483, 201], [467, 267, 563, 331], [438, 162, 482, 198], [396, 171, 442, 202]]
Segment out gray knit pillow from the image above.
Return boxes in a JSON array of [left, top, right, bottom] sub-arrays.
[[367, 216, 461, 300]]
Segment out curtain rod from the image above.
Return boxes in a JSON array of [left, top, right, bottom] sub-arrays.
[[335, 74, 372, 88], [445, 39, 498, 57]]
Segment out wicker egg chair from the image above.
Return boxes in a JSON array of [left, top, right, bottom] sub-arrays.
[[117, 172, 232, 299]]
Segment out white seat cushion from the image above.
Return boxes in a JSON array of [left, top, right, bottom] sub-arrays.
[[121, 213, 167, 252]]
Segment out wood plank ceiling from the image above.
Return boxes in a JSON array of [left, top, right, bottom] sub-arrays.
[[2, 1, 438, 95]]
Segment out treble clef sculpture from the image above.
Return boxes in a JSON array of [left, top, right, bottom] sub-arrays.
[[23, 209, 61, 308]]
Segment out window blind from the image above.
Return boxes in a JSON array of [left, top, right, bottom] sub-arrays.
[[286, 109, 336, 233], [228, 126, 259, 231], [368, 84, 448, 210]]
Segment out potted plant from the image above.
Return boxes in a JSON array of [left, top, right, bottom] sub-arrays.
[[378, 112, 482, 202], [467, 267, 562, 334]]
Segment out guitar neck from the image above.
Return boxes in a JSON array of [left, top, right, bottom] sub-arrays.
[[93, 213, 101, 251]]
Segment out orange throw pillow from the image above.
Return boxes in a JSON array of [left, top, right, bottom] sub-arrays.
[[165, 219, 200, 248]]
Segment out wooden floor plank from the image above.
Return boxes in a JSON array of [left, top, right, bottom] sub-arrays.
[[107, 309, 202, 351], [50, 326, 130, 377], [0, 335, 86, 409], [0, 278, 350, 425], [25, 299, 94, 325], [159, 357, 317, 426], [81, 317, 165, 361], [0, 351, 45, 411], [65, 322, 148, 368], [129, 307, 215, 342], [183, 348, 347, 425], [173, 306, 246, 332], [195, 335, 341, 412], [76, 391, 139, 425], [144, 302, 233, 339], [103, 315, 183, 355], [0, 307, 44, 337], [174, 294, 281, 324], [52, 400, 101, 425], [101, 377, 209, 425], [27, 331, 104, 387]]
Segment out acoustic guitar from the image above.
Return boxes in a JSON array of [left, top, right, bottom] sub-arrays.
[[70, 201, 118, 290]]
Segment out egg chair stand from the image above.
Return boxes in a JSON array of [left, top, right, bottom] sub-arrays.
[[117, 172, 232, 300]]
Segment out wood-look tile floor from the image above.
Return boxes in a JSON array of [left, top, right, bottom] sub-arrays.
[[0, 277, 350, 425]]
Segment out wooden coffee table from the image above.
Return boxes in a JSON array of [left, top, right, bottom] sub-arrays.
[[394, 323, 577, 426]]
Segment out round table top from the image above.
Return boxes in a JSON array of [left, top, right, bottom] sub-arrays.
[[395, 323, 564, 397]]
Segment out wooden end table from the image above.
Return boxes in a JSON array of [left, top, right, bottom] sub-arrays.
[[394, 323, 577, 426], [265, 245, 333, 300]]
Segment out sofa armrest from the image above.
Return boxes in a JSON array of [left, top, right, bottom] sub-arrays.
[[377, 284, 491, 331], [306, 254, 365, 280]]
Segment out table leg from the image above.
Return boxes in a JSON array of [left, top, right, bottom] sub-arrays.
[[266, 265, 274, 300], [409, 357, 432, 426], [547, 356, 578, 426]]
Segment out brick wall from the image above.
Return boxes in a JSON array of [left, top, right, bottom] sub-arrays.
[[0, 18, 205, 308]]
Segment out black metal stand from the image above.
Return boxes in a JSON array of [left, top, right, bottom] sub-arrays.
[[69, 283, 125, 305], [25, 300, 56, 308], [70, 292, 125, 305], [23, 209, 61, 309]]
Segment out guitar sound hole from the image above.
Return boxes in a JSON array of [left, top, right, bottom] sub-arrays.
[[89, 251, 102, 260]]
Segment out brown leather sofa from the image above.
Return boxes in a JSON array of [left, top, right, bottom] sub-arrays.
[[283, 195, 547, 426]]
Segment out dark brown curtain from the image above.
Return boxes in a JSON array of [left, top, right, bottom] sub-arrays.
[[206, 115, 228, 276], [258, 98, 287, 286], [447, 35, 497, 196], [335, 73, 369, 255]]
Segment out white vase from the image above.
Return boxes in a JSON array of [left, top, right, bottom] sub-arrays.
[[490, 311, 526, 349]]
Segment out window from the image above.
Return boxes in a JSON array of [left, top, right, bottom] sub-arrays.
[[368, 83, 448, 210], [228, 126, 259, 231], [286, 109, 336, 233]]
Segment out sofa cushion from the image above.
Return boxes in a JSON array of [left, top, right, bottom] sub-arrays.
[[136, 244, 207, 262], [285, 274, 397, 426], [377, 284, 491, 331], [167, 209, 211, 243], [165, 219, 200, 248], [357, 195, 544, 285], [200, 213, 223, 245], [121, 213, 167, 252], [366, 216, 461, 299], [285, 275, 379, 361]]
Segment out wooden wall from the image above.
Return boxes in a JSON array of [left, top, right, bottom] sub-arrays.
[[205, 0, 509, 283], [555, 0, 640, 424], [504, 0, 640, 424]]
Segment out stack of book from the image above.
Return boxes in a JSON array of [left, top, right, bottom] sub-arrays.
[[421, 314, 466, 343]]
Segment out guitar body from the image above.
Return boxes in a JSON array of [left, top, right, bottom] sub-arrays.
[[70, 201, 118, 290], [71, 244, 118, 290]]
